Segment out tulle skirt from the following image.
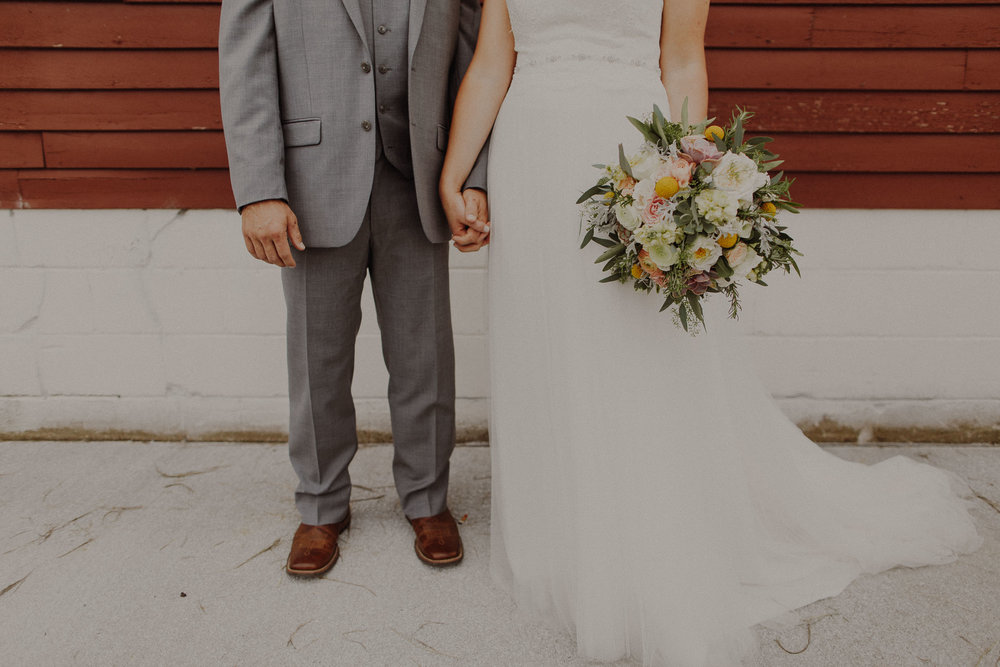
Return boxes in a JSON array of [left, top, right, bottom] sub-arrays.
[[486, 61, 982, 665]]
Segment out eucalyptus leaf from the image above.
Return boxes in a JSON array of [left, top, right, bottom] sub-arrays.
[[618, 144, 633, 179], [579, 227, 595, 249], [576, 184, 608, 204], [594, 243, 625, 263], [628, 116, 659, 144]]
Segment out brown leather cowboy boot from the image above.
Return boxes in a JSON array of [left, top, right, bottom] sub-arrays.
[[285, 512, 351, 576], [409, 509, 463, 566]]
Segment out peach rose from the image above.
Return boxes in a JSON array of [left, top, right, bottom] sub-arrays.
[[638, 249, 659, 274], [617, 175, 637, 195], [655, 156, 695, 188]]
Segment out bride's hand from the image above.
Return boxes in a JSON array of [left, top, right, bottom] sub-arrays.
[[441, 186, 491, 252]]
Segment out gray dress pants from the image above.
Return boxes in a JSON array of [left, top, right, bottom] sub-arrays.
[[281, 157, 456, 525]]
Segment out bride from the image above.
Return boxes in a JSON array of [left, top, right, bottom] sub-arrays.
[[440, 0, 982, 664]]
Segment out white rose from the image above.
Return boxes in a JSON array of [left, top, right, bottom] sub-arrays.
[[725, 242, 748, 268], [687, 235, 723, 272], [707, 151, 768, 203], [630, 148, 663, 182], [647, 241, 680, 269], [730, 245, 762, 279], [631, 177, 656, 209], [694, 188, 739, 225], [614, 202, 642, 231]]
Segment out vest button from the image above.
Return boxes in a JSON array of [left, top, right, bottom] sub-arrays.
[[361, 120, 372, 131], [361, 62, 371, 73], [378, 64, 390, 74], [377, 25, 388, 35]]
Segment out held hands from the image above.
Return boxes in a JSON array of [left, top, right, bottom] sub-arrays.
[[442, 188, 491, 252], [241, 199, 306, 267]]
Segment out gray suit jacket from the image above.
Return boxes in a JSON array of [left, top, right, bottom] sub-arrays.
[[219, 0, 487, 247]]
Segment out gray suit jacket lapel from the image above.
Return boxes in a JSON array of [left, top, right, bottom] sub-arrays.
[[408, 0, 427, 64], [341, 0, 369, 51]]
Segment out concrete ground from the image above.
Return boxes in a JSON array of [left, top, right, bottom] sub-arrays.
[[1, 440, 998, 666]]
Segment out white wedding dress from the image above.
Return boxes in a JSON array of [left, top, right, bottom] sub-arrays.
[[485, 1, 982, 665]]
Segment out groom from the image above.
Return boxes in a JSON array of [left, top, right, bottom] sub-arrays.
[[219, 0, 489, 576]]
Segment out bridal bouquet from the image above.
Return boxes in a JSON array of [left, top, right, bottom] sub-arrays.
[[578, 103, 802, 333]]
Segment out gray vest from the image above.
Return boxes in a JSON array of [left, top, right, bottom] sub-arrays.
[[361, 0, 412, 178]]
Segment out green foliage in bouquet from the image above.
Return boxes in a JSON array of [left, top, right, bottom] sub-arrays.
[[578, 100, 803, 333]]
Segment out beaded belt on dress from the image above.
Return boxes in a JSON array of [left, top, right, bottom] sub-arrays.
[[513, 53, 660, 74]]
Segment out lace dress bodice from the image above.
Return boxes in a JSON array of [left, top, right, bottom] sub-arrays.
[[506, 0, 663, 75]]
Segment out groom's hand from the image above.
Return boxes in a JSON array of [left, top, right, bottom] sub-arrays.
[[448, 188, 490, 253], [242, 199, 306, 268]]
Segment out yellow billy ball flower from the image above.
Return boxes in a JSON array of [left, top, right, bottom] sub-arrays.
[[704, 125, 725, 141], [717, 233, 738, 249], [654, 176, 680, 199], [761, 202, 777, 216], [631, 263, 644, 280]]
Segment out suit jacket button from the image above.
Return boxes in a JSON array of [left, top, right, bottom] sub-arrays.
[[377, 25, 388, 35], [362, 120, 372, 131], [361, 62, 371, 73]]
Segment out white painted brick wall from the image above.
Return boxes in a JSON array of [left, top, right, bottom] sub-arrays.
[[0, 208, 997, 440]]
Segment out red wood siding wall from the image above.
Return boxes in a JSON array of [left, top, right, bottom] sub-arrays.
[[1, 0, 998, 209]]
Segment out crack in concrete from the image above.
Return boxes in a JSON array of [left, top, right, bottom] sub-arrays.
[[155, 464, 227, 479], [57, 538, 93, 558], [390, 626, 458, 661], [321, 577, 376, 597], [234, 537, 281, 569], [286, 619, 314, 649], [973, 492, 1000, 515], [0, 572, 30, 599]]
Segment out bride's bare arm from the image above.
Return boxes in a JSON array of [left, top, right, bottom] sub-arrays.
[[660, 0, 711, 121], [440, 0, 516, 249]]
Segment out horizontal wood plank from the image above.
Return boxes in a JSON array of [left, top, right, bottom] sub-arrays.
[[709, 91, 1000, 133], [0, 91, 222, 131], [770, 134, 1000, 172], [0, 170, 21, 208], [716, 0, 1000, 4], [787, 172, 1000, 208], [3, 169, 996, 210], [27, 129, 1000, 173], [0, 132, 45, 168], [43, 131, 229, 168], [811, 6, 1000, 48], [5, 90, 997, 133], [4, 2, 998, 49], [4, 48, 991, 92], [0, 50, 219, 90], [15, 169, 235, 209], [704, 6, 1000, 48], [707, 49, 973, 91], [0, 2, 221, 48], [967, 51, 1000, 90]]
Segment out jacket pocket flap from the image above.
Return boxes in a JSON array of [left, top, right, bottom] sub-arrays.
[[282, 118, 322, 147]]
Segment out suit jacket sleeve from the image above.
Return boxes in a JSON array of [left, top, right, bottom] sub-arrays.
[[218, 0, 288, 212], [453, 0, 489, 191]]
